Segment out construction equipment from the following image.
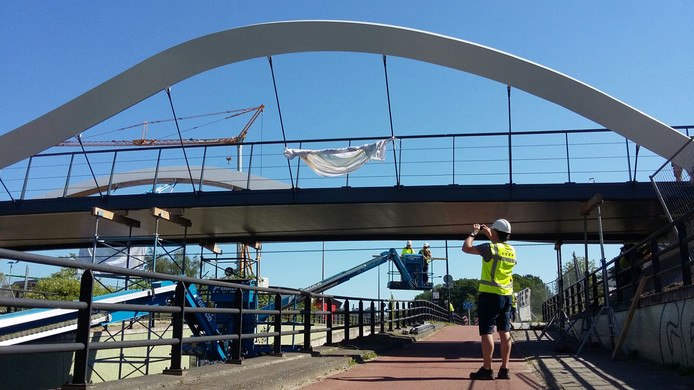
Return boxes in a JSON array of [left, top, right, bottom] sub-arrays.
[[0, 248, 433, 363], [56, 105, 264, 147]]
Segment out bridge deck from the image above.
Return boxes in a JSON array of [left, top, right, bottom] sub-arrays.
[[0, 182, 663, 250]]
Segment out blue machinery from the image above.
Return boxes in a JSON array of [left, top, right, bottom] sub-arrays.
[[0, 249, 432, 362]]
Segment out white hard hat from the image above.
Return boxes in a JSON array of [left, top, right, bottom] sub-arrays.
[[491, 218, 511, 233], [424, 243, 430, 247], [407, 240, 412, 246]]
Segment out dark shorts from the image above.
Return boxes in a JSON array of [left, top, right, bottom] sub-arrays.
[[477, 292, 512, 335]]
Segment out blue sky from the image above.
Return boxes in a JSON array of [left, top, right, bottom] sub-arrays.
[[1, 2, 693, 301]]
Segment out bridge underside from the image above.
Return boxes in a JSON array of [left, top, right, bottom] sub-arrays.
[[0, 182, 665, 250]]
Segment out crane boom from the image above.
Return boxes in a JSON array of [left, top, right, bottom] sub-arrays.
[[56, 105, 264, 147]]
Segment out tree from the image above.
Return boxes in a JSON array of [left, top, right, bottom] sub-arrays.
[[562, 252, 598, 286], [512, 273, 552, 320], [27, 267, 110, 301], [144, 250, 201, 278], [417, 273, 552, 320], [415, 278, 479, 313]]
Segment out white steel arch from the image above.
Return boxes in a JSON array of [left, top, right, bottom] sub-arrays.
[[0, 20, 688, 170]]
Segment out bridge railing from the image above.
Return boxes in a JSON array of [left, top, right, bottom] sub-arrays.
[[0, 247, 456, 388], [0, 127, 680, 201], [542, 206, 694, 322]]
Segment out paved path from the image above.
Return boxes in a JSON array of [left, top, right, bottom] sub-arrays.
[[89, 324, 694, 390], [300, 325, 545, 390], [512, 326, 694, 390]]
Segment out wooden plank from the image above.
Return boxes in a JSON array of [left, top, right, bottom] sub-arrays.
[[92, 207, 140, 228], [612, 276, 648, 359], [580, 194, 603, 216], [151, 207, 192, 227], [200, 242, 222, 254]]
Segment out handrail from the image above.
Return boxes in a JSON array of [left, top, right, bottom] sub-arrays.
[[0, 247, 461, 388], [543, 204, 694, 321], [0, 126, 681, 201]]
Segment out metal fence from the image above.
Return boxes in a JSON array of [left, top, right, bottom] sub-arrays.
[[0, 127, 677, 202], [0, 247, 460, 389], [542, 206, 694, 322]]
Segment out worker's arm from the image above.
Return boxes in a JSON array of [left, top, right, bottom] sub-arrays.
[[462, 223, 491, 254]]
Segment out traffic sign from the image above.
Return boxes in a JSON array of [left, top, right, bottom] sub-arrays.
[[443, 274, 453, 284], [462, 301, 474, 310]]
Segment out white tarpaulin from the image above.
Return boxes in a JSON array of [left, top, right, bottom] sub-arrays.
[[283, 138, 392, 177], [78, 246, 147, 272]]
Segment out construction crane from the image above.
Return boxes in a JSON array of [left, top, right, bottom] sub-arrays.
[[56, 105, 264, 147]]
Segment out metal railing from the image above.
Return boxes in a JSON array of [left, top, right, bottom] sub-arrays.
[[1, 126, 685, 202], [542, 207, 694, 321], [0, 247, 458, 388]]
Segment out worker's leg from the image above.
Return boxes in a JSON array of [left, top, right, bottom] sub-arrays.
[[498, 330, 512, 368], [477, 293, 498, 370], [494, 294, 513, 370], [480, 333, 494, 369]]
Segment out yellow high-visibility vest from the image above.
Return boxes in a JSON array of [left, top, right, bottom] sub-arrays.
[[478, 243, 516, 296]]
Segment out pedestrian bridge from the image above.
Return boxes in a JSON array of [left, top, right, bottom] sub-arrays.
[[0, 129, 668, 250], [1, 20, 693, 390], [1, 20, 690, 249]]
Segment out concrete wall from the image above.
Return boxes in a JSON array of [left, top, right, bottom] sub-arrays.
[[582, 293, 694, 368], [0, 324, 193, 390]]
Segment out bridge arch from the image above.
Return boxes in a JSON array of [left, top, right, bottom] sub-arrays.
[[0, 20, 688, 169]]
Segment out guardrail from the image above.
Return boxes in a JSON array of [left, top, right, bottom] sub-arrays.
[[0, 248, 459, 388], [1, 126, 683, 202], [542, 206, 694, 321]]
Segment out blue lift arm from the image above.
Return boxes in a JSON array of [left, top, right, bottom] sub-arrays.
[[304, 249, 400, 293]]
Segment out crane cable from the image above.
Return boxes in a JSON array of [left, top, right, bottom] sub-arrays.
[[382, 55, 400, 186], [267, 56, 295, 189], [85, 107, 260, 139], [165, 87, 197, 196], [76, 133, 103, 199]]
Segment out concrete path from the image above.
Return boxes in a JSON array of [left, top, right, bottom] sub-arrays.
[[88, 324, 694, 390], [512, 326, 694, 390], [300, 325, 545, 390]]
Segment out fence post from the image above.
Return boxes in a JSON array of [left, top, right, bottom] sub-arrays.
[[614, 256, 623, 304], [229, 288, 244, 364], [370, 301, 376, 336], [327, 297, 334, 345], [344, 299, 351, 342], [67, 269, 94, 388], [273, 293, 283, 356], [395, 301, 401, 329], [302, 294, 312, 352], [358, 300, 364, 339], [650, 238, 662, 293], [163, 282, 186, 375], [388, 300, 393, 331], [380, 300, 385, 333], [677, 221, 693, 286], [406, 302, 411, 327], [591, 274, 599, 312]]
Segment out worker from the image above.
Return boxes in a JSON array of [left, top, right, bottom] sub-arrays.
[[510, 293, 517, 323], [463, 218, 516, 381], [419, 243, 432, 283], [449, 301, 455, 313], [401, 240, 414, 256]]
